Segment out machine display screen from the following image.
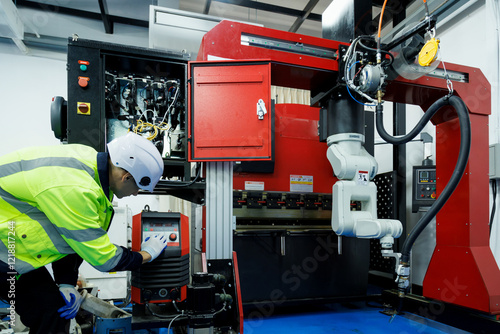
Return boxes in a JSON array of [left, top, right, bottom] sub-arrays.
[[418, 169, 436, 183]]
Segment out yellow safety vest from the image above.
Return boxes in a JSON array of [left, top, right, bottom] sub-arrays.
[[0, 144, 120, 274]]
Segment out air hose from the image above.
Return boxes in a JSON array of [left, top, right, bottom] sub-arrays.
[[375, 95, 471, 310]]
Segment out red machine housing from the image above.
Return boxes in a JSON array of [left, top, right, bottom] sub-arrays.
[[188, 61, 272, 161], [385, 67, 500, 314], [190, 20, 500, 314], [131, 211, 190, 304], [232, 103, 337, 193]]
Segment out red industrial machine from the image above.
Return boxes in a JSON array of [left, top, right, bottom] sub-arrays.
[[188, 19, 500, 315], [131, 211, 190, 304], [52, 4, 500, 332]]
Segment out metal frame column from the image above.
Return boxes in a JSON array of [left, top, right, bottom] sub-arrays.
[[206, 161, 233, 260]]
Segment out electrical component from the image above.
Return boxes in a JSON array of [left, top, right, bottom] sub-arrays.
[[412, 165, 437, 212], [105, 72, 184, 157], [359, 64, 386, 94], [489, 143, 500, 179]]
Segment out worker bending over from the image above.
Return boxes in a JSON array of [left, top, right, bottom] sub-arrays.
[[0, 132, 167, 334]]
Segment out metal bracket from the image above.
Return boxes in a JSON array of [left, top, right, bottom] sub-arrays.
[[257, 99, 267, 120]]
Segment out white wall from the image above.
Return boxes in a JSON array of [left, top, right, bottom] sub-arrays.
[[0, 7, 163, 210], [0, 48, 64, 156]]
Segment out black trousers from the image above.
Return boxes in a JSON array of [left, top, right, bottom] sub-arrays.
[[0, 262, 70, 334]]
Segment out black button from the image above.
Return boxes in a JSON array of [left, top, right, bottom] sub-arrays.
[[22, 234, 26, 239], [37, 255, 41, 259]]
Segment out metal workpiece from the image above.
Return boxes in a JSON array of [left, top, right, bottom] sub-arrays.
[[81, 290, 131, 319]]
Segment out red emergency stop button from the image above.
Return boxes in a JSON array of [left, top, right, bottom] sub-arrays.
[[78, 76, 89, 88], [77, 102, 91, 115], [169, 233, 177, 241]]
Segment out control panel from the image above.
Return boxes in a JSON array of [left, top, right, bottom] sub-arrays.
[[412, 165, 437, 213], [142, 220, 181, 249]]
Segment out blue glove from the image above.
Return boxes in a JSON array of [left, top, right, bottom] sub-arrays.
[[58, 284, 83, 319], [141, 234, 168, 262]]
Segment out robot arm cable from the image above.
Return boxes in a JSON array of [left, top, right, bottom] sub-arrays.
[[375, 101, 438, 145], [378, 95, 470, 319], [399, 95, 470, 263]]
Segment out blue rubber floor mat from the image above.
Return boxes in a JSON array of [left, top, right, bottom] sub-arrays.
[[243, 302, 471, 334]]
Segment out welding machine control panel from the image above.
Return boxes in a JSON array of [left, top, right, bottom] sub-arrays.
[[142, 221, 180, 247]]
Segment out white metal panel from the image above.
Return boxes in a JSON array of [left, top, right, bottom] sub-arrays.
[[149, 6, 223, 59]]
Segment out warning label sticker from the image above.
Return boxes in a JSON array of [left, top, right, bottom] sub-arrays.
[[290, 175, 313, 193], [245, 181, 264, 191], [356, 171, 369, 185]]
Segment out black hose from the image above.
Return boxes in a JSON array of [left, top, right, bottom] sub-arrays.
[[490, 180, 497, 236], [376, 99, 440, 145], [376, 95, 471, 263]]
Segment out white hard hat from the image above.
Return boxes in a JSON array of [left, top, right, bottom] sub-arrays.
[[107, 132, 164, 192]]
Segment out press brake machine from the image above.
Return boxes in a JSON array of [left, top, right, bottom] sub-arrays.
[[191, 16, 500, 316]]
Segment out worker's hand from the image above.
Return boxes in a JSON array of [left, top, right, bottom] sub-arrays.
[[58, 284, 84, 319], [141, 234, 168, 262]]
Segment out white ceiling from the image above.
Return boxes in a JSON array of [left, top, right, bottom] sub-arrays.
[[10, 0, 348, 39], [1, 0, 474, 58], [180, 0, 332, 37]]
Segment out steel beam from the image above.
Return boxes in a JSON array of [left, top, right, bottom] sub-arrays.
[[97, 0, 113, 34], [289, 0, 321, 33], [203, 0, 212, 14]]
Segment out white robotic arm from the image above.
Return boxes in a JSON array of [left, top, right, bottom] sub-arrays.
[[327, 133, 402, 252]]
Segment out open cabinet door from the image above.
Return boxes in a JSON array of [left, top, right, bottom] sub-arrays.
[[188, 61, 272, 161]]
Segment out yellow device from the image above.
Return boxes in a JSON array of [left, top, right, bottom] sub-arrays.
[[418, 37, 440, 66]]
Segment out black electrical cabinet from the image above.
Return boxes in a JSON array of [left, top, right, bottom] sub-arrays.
[[52, 38, 204, 203], [63, 38, 188, 151]]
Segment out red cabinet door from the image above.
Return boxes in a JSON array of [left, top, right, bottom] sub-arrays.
[[188, 61, 272, 161]]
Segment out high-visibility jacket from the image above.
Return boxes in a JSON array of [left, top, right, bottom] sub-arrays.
[[0, 144, 123, 274]]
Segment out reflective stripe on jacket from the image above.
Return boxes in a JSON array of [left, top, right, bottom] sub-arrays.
[[0, 144, 119, 274]]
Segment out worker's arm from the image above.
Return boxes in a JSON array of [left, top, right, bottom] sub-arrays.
[[140, 251, 152, 263], [36, 186, 147, 272], [52, 254, 84, 286]]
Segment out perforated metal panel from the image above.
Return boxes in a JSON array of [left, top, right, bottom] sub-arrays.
[[370, 172, 397, 273]]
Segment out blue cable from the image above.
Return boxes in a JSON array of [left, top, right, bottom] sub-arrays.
[[346, 61, 377, 107]]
